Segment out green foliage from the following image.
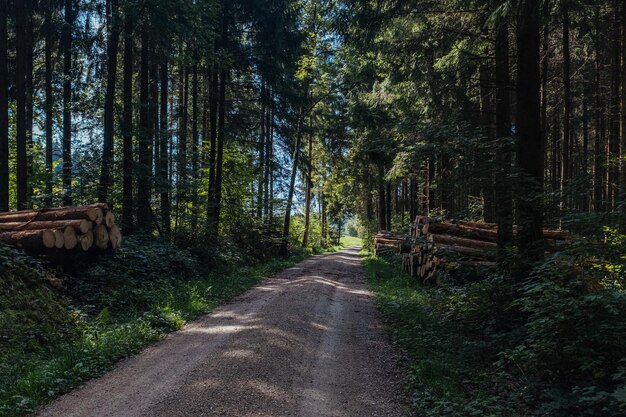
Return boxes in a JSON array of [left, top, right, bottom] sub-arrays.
[[0, 244, 78, 359], [363, 254, 525, 417], [499, 233, 626, 416], [0, 237, 316, 417], [364, 227, 626, 417]]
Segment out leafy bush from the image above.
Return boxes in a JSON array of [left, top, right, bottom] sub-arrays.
[[500, 233, 626, 416], [365, 228, 626, 417]]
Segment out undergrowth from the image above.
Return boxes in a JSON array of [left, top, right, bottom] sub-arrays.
[[363, 231, 626, 417], [0, 237, 311, 417], [363, 254, 525, 417]]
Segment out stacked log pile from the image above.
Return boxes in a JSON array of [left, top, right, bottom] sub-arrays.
[[378, 216, 569, 284], [374, 231, 411, 257], [0, 204, 122, 254]]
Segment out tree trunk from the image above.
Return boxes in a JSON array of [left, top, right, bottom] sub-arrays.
[[99, 0, 120, 203], [621, 0, 626, 230], [160, 60, 171, 238], [279, 107, 303, 256], [610, 2, 621, 209], [385, 177, 392, 231], [212, 61, 227, 238], [495, 18, 513, 247], [179, 67, 188, 209], [16, 0, 28, 209], [25, 0, 33, 204], [258, 82, 266, 221], [62, 0, 73, 206], [582, 85, 590, 211], [562, 8, 571, 208], [209, 3, 229, 239], [302, 129, 313, 247], [479, 64, 494, 223], [541, 0, 549, 189], [206, 66, 218, 236], [265, 101, 273, 232], [516, 0, 544, 251], [594, 8, 604, 212], [137, 26, 152, 233], [191, 62, 199, 232], [44, 3, 54, 207], [0, 0, 7, 212], [122, 10, 134, 233], [378, 164, 386, 231]]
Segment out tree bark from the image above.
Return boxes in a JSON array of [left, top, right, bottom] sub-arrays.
[[620, 0, 626, 229], [279, 107, 303, 256], [62, 0, 73, 206], [137, 26, 152, 233], [99, 0, 120, 203], [494, 19, 514, 248], [258, 81, 266, 221], [302, 128, 313, 246], [160, 60, 171, 238], [562, 8, 571, 207], [16, 0, 28, 209], [44, 2, 54, 207], [179, 67, 188, 207], [25, 0, 33, 203], [209, 2, 229, 239], [206, 66, 218, 236], [0, 0, 7, 212], [378, 164, 387, 231], [191, 62, 199, 232], [122, 10, 134, 233], [516, 0, 544, 251], [213, 60, 227, 238], [594, 8, 604, 212], [610, 2, 621, 209], [266, 101, 273, 232]]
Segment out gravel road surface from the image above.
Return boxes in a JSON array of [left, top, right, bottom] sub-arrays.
[[37, 246, 408, 417]]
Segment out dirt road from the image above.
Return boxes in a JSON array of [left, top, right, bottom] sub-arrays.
[[37, 247, 408, 417]]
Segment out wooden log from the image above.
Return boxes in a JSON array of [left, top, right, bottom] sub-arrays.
[[428, 222, 498, 242], [0, 205, 104, 224], [375, 237, 403, 245], [430, 234, 498, 250], [0, 229, 56, 250], [94, 225, 109, 249], [52, 229, 64, 249], [542, 229, 569, 240], [63, 227, 78, 250], [0, 219, 93, 234], [458, 220, 498, 230], [109, 224, 122, 249], [434, 244, 494, 259], [104, 211, 115, 228], [77, 231, 94, 251]]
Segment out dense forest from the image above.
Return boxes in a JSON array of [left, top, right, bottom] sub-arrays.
[[2, 0, 626, 416]]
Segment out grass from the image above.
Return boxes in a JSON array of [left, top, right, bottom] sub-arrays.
[[340, 235, 362, 246], [361, 253, 525, 417], [0, 243, 311, 417]]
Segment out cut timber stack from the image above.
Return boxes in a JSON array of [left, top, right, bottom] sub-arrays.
[[0, 203, 122, 254], [374, 231, 411, 256], [399, 216, 569, 283]]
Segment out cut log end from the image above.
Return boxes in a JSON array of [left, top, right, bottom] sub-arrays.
[[53, 229, 65, 249], [109, 224, 122, 249], [43, 230, 56, 249], [94, 225, 109, 249], [104, 211, 115, 228], [78, 231, 94, 251], [63, 226, 78, 250]]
